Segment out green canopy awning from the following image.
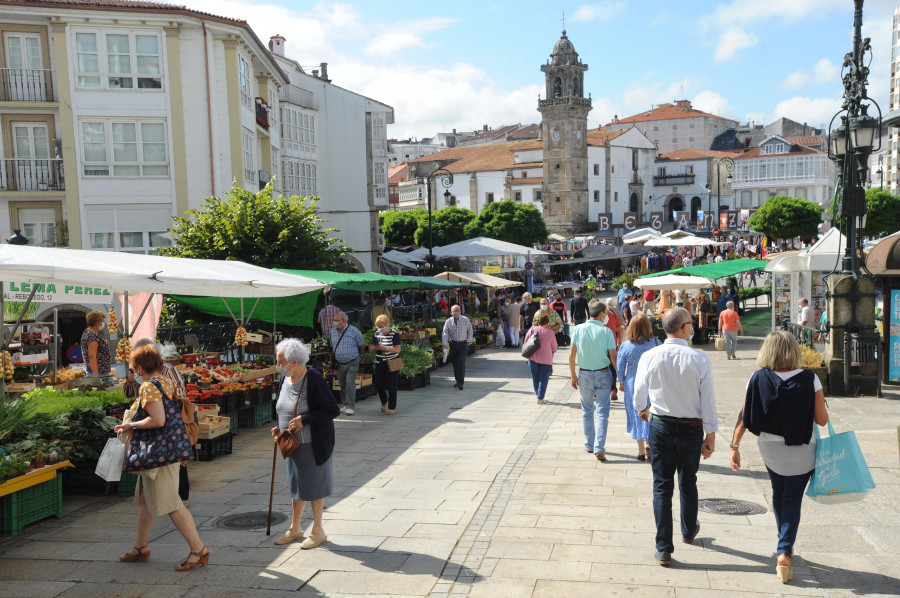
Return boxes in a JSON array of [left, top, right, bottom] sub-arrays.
[[172, 293, 322, 327], [275, 269, 421, 292], [642, 259, 767, 280]]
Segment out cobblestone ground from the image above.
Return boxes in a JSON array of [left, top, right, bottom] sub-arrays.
[[1, 334, 898, 597]]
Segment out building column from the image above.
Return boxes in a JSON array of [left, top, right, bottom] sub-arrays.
[[50, 22, 82, 248], [255, 74, 272, 186], [164, 26, 189, 215], [222, 39, 244, 187]]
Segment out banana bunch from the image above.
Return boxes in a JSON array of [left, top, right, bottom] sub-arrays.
[[235, 326, 248, 346], [107, 308, 118, 334], [2, 350, 12, 381], [116, 336, 132, 363]]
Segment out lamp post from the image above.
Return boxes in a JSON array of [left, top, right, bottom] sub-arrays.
[[423, 167, 454, 274], [715, 157, 735, 230]]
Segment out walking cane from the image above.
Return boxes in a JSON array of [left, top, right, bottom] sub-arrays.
[[266, 439, 278, 536]]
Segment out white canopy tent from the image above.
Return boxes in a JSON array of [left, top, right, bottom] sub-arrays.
[[633, 274, 713, 291], [644, 235, 727, 248], [764, 227, 847, 273], [435, 271, 523, 290], [431, 237, 550, 258], [623, 227, 661, 246], [662, 229, 694, 239]]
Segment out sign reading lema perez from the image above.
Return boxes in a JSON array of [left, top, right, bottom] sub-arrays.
[[3, 282, 112, 303]]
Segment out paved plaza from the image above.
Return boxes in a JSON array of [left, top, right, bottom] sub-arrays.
[[1, 334, 899, 597]]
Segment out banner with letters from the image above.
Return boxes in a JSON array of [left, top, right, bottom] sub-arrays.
[[597, 213, 611, 232], [890, 290, 900, 382], [623, 212, 637, 231], [649, 212, 664, 230]]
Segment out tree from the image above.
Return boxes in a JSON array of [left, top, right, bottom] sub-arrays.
[[161, 182, 352, 271], [862, 188, 900, 236], [748, 195, 821, 248], [464, 200, 548, 246], [413, 206, 477, 247], [379, 208, 425, 246]]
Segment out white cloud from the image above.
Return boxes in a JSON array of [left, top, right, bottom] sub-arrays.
[[772, 96, 842, 129], [713, 26, 759, 62], [364, 17, 456, 58], [620, 78, 692, 114], [701, 0, 846, 29], [571, 1, 625, 22], [692, 90, 735, 118], [781, 58, 841, 90]]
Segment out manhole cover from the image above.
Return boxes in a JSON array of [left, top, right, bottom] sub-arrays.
[[699, 498, 767, 516], [214, 511, 288, 530]]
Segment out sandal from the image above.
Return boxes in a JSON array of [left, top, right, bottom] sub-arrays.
[[120, 545, 150, 562], [174, 545, 209, 571], [380, 404, 387, 413], [386, 409, 396, 415]]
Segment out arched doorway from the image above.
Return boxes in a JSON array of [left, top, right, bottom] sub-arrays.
[[690, 196, 702, 223], [667, 196, 683, 222], [629, 193, 638, 213]]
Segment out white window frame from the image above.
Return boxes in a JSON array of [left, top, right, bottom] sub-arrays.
[[79, 119, 170, 177], [73, 28, 163, 90], [239, 53, 252, 108], [282, 158, 317, 195], [281, 106, 316, 154], [242, 128, 255, 183]]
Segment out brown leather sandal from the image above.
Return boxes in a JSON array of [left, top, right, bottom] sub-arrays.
[[120, 545, 150, 562], [174, 545, 209, 571]]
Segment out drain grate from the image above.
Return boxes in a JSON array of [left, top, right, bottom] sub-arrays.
[[214, 511, 288, 530], [699, 498, 767, 516]]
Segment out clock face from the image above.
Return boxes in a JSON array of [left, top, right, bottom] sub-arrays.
[[552, 128, 560, 141]]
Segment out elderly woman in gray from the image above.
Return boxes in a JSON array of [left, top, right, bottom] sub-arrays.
[[270, 338, 340, 549]]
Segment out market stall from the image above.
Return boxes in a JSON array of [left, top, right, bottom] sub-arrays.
[[633, 274, 715, 343]]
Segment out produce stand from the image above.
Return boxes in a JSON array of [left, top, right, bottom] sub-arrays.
[[0, 460, 72, 536]]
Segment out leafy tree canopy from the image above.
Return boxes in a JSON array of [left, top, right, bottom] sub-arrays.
[[748, 195, 821, 245], [379, 208, 425, 247], [413, 206, 476, 247], [161, 182, 352, 271], [464, 200, 548, 246], [863, 188, 900, 236]]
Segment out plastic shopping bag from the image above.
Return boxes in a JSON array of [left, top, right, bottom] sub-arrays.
[[95, 436, 126, 482], [494, 322, 506, 347], [805, 421, 876, 504]]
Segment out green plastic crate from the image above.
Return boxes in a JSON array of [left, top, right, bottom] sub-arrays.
[[238, 400, 272, 428], [1, 474, 63, 536], [118, 471, 139, 497]]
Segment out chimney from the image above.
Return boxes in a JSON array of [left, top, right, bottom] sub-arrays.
[[483, 124, 488, 132], [452, 128, 456, 134], [268, 34, 285, 56], [312, 69, 319, 78], [319, 62, 330, 83]]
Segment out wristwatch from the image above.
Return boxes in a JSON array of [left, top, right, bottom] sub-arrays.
[[729, 443, 740, 449]]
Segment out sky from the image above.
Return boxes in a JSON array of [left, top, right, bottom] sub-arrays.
[[181, 0, 898, 141]]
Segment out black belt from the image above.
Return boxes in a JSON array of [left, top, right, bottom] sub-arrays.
[[580, 366, 609, 372], [450, 340, 468, 344], [651, 414, 702, 427]]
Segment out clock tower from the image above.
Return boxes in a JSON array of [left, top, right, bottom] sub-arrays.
[[538, 31, 592, 234]]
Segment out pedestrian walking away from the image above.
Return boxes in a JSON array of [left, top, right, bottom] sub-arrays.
[[616, 314, 658, 461], [442, 305, 474, 390], [523, 313, 558, 403], [371, 315, 402, 414], [729, 331, 829, 584], [633, 307, 718, 566], [271, 338, 340, 549], [718, 300, 743, 360], [329, 311, 366, 415], [507, 297, 522, 347], [569, 299, 617, 462], [571, 289, 589, 325]]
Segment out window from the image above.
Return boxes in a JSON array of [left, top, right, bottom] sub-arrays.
[[373, 161, 386, 185], [632, 149, 638, 170], [673, 124, 677, 130], [19, 207, 57, 247], [594, 164, 600, 175], [86, 207, 172, 254], [741, 190, 752, 208], [774, 143, 785, 154], [611, 165, 615, 173], [268, 85, 278, 131], [658, 167, 666, 176], [686, 165, 694, 174], [555, 163, 560, 170], [796, 187, 807, 199], [486, 192, 494, 204], [239, 54, 251, 108], [614, 192, 618, 202], [689, 123, 695, 129], [80, 120, 169, 176], [282, 159, 317, 194], [653, 126, 659, 131], [74, 30, 162, 89], [371, 113, 386, 155], [242, 128, 254, 182], [514, 191, 522, 202], [689, 137, 694, 143], [281, 107, 316, 154], [534, 190, 542, 202], [521, 171, 527, 178], [593, 190, 599, 202]]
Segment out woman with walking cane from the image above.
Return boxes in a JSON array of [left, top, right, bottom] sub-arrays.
[[270, 338, 340, 548]]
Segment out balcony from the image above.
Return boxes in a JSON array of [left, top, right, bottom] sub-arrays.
[[279, 85, 317, 110], [0, 68, 55, 102], [0, 159, 65, 192], [538, 96, 592, 108], [653, 173, 695, 186], [255, 97, 270, 132]]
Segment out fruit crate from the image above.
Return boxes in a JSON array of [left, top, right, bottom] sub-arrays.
[[118, 471, 139, 497], [1, 474, 63, 536], [197, 433, 233, 461], [238, 400, 272, 428], [198, 416, 231, 439]]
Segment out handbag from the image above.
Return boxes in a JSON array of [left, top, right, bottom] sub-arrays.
[[95, 437, 127, 482], [386, 357, 404, 372], [806, 421, 876, 504], [124, 379, 195, 472], [714, 334, 725, 351], [277, 374, 307, 459], [521, 328, 542, 358]]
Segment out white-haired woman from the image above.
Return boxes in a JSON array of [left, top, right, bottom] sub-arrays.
[[270, 338, 340, 548]]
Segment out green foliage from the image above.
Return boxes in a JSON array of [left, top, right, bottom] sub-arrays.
[[0, 396, 36, 443], [414, 206, 477, 247], [161, 182, 352, 271], [748, 196, 822, 244], [738, 286, 771, 300], [862, 188, 900, 236], [611, 270, 652, 292], [380, 209, 425, 246], [463, 200, 548, 246], [22, 388, 128, 418], [398, 344, 434, 377]]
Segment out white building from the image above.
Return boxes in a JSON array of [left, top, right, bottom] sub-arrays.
[[732, 135, 836, 209], [605, 100, 739, 155], [880, 6, 900, 194], [387, 140, 443, 167], [654, 149, 741, 227], [268, 35, 394, 272]]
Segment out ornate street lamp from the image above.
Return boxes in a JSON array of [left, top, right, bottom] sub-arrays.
[[424, 167, 454, 274], [444, 189, 453, 206], [715, 157, 735, 229]]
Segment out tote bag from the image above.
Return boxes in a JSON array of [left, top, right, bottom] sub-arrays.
[[521, 328, 541, 358], [95, 437, 127, 482], [124, 380, 195, 473], [805, 421, 876, 504]]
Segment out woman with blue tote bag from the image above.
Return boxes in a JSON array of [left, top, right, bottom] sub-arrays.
[[728, 331, 829, 584]]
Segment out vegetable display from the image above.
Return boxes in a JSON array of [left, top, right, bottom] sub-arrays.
[[115, 336, 132, 364], [2, 350, 12, 381], [398, 344, 433, 377], [107, 308, 118, 334], [235, 326, 248, 346]]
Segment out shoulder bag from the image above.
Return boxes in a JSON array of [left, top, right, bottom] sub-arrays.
[[380, 331, 404, 372], [330, 324, 349, 367], [276, 373, 307, 458], [124, 379, 195, 472], [521, 327, 542, 358]]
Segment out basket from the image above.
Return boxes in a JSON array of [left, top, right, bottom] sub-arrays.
[[238, 400, 272, 428], [714, 335, 725, 351], [1, 474, 63, 536], [198, 416, 231, 439], [197, 433, 233, 461]]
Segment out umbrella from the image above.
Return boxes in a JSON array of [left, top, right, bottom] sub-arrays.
[[633, 274, 713, 291], [644, 235, 726, 247]]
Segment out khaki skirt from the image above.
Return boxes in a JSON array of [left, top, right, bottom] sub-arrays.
[[133, 462, 183, 517]]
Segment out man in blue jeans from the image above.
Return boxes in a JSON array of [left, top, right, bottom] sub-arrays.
[[633, 307, 718, 566], [569, 299, 617, 462]]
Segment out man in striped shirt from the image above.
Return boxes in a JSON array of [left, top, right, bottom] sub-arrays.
[[330, 312, 366, 415], [442, 305, 474, 390], [317, 298, 340, 335]]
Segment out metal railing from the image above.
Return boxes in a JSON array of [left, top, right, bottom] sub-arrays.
[[0, 68, 55, 102], [279, 84, 317, 110], [0, 158, 65, 191], [654, 174, 695, 186], [538, 97, 592, 108], [781, 320, 818, 347]]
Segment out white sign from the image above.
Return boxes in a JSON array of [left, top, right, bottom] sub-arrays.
[[3, 281, 112, 304]]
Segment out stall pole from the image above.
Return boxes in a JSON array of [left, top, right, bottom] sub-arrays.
[[240, 298, 245, 363], [1, 282, 5, 397], [4, 286, 38, 345], [122, 292, 130, 341], [53, 308, 58, 385]]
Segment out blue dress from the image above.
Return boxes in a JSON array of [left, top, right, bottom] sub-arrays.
[[616, 339, 659, 441]]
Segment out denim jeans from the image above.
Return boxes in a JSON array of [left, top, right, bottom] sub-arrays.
[[528, 361, 552, 400], [335, 357, 360, 410], [767, 466, 814, 557], [649, 417, 704, 553], [578, 368, 613, 453], [448, 341, 468, 385]]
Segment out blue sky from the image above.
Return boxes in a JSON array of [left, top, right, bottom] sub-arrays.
[[182, 0, 896, 140]]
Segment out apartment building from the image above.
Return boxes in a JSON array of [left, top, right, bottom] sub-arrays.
[[605, 100, 739, 155]]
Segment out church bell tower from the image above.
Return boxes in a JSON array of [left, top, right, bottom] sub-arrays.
[[538, 30, 592, 234]]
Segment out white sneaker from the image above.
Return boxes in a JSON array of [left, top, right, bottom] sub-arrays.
[[340, 406, 347, 413], [345, 409, 354, 416]]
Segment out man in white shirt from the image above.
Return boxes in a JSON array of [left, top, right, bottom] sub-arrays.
[[633, 307, 718, 567], [683, 256, 693, 268], [798, 298, 811, 327]]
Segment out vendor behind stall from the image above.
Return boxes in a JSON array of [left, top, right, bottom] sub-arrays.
[[80, 310, 111, 376]]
